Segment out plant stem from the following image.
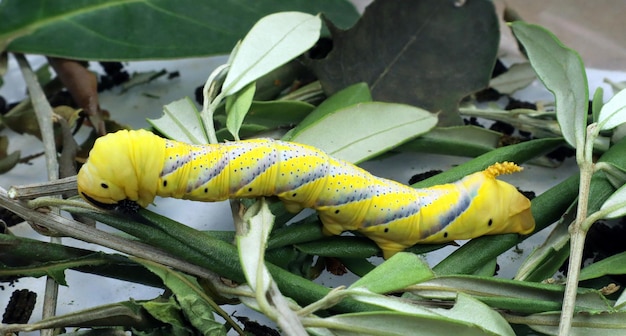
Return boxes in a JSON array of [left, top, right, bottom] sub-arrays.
[[201, 64, 229, 144], [15, 53, 61, 336], [558, 126, 596, 336]]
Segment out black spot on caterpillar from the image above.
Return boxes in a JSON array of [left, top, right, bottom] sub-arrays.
[[77, 130, 535, 258]]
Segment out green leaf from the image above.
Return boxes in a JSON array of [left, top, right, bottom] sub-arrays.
[[350, 252, 434, 293], [68, 208, 377, 314], [243, 100, 314, 128], [311, 0, 499, 126], [283, 82, 372, 141], [148, 97, 208, 144], [136, 259, 227, 335], [514, 203, 573, 282], [600, 183, 626, 219], [222, 12, 321, 95], [141, 296, 188, 330], [295, 236, 381, 258], [290, 101, 437, 164], [397, 126, 501, 157], [592, 87, 604, 123], [225, 81, 256, 140], [472, 259, 497, 277], [237, 199, 275, 293], [511, 22, 588, 149], [1, 0, 358, 60], [526, 310, 626, 336], [489, 62, 536, 94], [318, 294, 514, 336], [579, 251, 626, 281], [434, 293, 515, 336], [598, 87, 626, 131], [411, 275, 610, 314], [411, 137, 564, 188], [216, 99, 315, 140]]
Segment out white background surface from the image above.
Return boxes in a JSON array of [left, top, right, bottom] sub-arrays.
[[1, 53, 625, 334]]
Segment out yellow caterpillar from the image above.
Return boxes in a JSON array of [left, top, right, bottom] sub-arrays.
[[77, 129, 535, 258]]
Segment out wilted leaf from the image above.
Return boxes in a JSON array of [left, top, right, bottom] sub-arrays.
[[48, 57, 105, 135], [310, 0, 499, 126], [0, 136, 20, 173]]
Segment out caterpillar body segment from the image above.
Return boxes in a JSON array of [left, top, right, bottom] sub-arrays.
[[77, 129, 535, 259]]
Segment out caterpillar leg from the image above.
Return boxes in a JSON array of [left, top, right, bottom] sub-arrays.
[[380, 246, 404, 259], [321, 223, 343, 236]]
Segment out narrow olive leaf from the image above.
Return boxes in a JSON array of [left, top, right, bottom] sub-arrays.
[[598, 162, 626, 190], [592, 87, 604, 123], [225, 81, 256, 140], [350, 252, 434, 294], [317, 296, 512, 336], [347, 288, 440, 316], [472, 259, 497, 277], [526, 310, 626, 336], [0, 301, 158, 333], [290, 102, 437, 164], [283, 82, 372, 141], [511, 22, 588, 149], [412, 137, 563, 188], [578, 251, 626, 281], [615, 289, 626, 310], [396, 126, 501, 158], [598, 87, 626, 131], [222, 12, 321, 95], [433, 293, 515, 336], [295, 236, 381, 258], [148, 97, 207, 144], [605, 78, 626, 93], [0, 260, 70, 285], [599, 183, 626, 219], [410, 275, 611, 313], [514, 203, 573, 282], [238, 100, 315, 129], [489, 62, 536, 94], [237, 199, 274, 292]]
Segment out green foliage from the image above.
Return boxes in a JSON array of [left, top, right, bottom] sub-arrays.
[[4, 3, 626, 336], [0, 0, 358, 60]]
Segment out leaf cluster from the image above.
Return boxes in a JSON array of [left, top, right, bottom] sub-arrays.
[[2, 1, 626, 336]]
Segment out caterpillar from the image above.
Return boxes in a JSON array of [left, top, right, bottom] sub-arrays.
[[77, 129, 535, 259]]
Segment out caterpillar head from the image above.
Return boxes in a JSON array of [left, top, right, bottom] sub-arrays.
[[77, 130, 165, 210]]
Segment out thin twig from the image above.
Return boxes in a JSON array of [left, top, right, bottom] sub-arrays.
[[15, 53, 61, 336], [0, 188, 222, 291], [8, 176, 77, 200]]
